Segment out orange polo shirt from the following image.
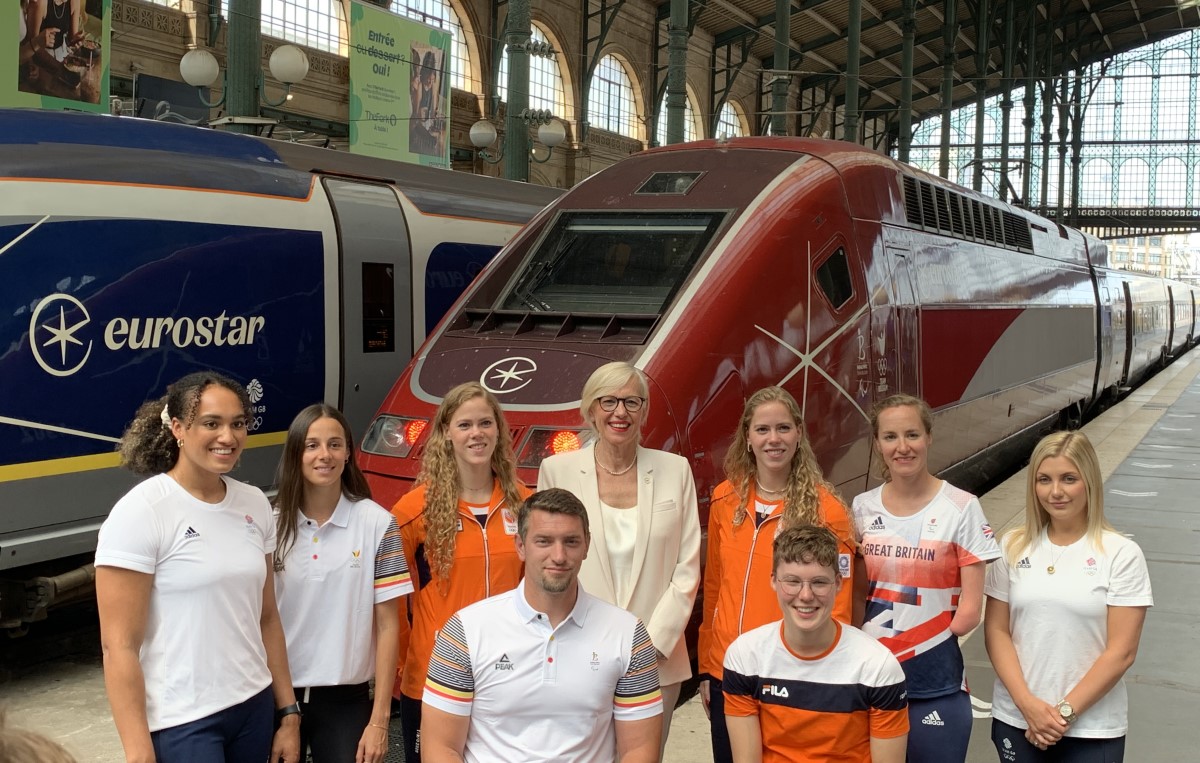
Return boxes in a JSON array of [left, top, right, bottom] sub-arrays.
[[391, 481, 531, 700], [698, 481, 858, 680]]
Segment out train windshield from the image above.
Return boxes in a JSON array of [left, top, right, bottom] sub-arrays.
[[499, 211, 723, 314]]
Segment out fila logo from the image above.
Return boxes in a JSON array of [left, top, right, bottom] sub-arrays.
[[760, 684, 789, 698], [183, 526, 200, 540], [1016, 557, 1032, 569], [921, 710, 945, 726], [494, 653, 514, 671], [869, 516, 885, 531]]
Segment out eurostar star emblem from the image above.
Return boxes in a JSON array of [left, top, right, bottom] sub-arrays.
[[480, 356, 538, 394], [30, 293, 93, 377]]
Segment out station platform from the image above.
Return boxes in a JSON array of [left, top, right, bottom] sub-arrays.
[[4, 349, 1199, 762]]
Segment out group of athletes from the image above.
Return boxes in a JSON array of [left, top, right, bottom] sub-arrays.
[[87, 361, 1152, 763]]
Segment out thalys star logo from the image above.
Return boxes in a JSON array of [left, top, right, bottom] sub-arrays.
[[30, 293, 92, 377], [480, 356, 537, 394]]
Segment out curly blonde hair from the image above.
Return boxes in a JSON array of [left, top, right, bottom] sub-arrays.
[[723, 386, 837, 528], [417, 382, 524, 583]]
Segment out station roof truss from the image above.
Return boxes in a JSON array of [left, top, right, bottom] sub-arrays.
[[663, 0, 1199, 138]]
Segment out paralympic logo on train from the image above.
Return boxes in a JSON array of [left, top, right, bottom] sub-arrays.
[[29, 292, 267, 378]]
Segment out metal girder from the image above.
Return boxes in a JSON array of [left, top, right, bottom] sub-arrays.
[[650, 0, 708, 142], [488, 0, 510, 110], [711, 34, 754, 135]]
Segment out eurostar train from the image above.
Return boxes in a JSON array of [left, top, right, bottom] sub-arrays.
[[0, 109, 560, 629], [360, 137, 1197, 516]]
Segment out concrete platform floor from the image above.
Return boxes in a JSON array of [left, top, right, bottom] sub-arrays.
[[3, 349, 1199, 762]]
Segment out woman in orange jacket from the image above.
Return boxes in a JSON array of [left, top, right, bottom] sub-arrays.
[[698, 386, 859, 763], [391, 382, 530, 761]]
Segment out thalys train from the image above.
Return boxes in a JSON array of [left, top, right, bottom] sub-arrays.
[[0, 109, 560, 629], [360, 137, 1198, 516]]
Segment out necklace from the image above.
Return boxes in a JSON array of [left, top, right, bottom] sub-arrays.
[[1047, 542, 1070, 575], [459, 477, 492, 493], [595, 451, 636, 476], [755, 479, 786, 496], [52, 0, 67, 20]]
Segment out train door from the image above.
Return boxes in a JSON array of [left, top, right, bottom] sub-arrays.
[[1192, 289, 1197, 345], [1166, 285, 1177, 353], [323, 179, 414, 439], [883, 247, 920, 395], [1120, 281, 1134, 386]]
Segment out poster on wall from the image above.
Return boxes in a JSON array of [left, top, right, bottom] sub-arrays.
[[6, 0, 111, 111], [349, 0, 451, 167]]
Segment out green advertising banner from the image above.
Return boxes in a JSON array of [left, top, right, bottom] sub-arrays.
[[8, 0, 111, 111], [349, 1, 451, 167]]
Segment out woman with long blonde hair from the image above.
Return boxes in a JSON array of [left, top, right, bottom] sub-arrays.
[[985, 431, 1152, 761], [390, 382, 529, 761], [697, 385, 859, 763]]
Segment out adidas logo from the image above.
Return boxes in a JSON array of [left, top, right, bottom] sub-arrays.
[[494, 653, 514, 671], [1016, 557, 1032, 569], [183, 526, 200, 540], [869, 516, 885, 531], [921, 710, 945, 726]]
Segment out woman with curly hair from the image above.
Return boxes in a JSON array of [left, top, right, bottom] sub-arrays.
[[390, 382, 530, 761], [697, 386, 859, 763], [95, 371, 299, 763], [272, 404, 413, 763]]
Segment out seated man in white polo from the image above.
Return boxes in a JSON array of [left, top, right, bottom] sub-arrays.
[[723, 524, 910, 763], [421, 487, 663, 763]]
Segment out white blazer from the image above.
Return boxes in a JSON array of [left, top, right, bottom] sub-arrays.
[[538, 445, 701, 685]]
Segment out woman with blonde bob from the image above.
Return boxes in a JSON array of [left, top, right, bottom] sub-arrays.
[[985, 431, 1152, 761], [390, 382, 530, 762], [698, 385, 858, 763], [853, 394, 999, 762], [538, 361, 701, 750]]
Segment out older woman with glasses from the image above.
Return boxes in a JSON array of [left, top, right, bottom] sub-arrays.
[[537, 361, 701, 751]]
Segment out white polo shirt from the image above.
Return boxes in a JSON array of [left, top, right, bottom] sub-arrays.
[[275, 495, 413, 687], [423, 581, 663, 763]]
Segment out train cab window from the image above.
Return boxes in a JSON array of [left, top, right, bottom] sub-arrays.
[[636, 172, 704, 195], [498, 211, 723, 314], [815, 248, 853, 310]]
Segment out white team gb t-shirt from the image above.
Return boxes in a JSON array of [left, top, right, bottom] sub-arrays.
[[985, 529, 1153, 738], [95, 474, 276, 731]]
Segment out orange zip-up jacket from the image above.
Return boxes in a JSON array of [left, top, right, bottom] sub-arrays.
[[698, 480, 858, 680], [391, 481, 532, 700]]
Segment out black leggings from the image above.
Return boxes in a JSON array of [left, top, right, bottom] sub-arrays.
[[399, 692, 423, 763], [297, 683, 373, 763], [992, 719, 1127, 763]]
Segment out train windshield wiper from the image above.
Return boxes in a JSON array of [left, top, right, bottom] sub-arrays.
[[511, 233, 578, 312]]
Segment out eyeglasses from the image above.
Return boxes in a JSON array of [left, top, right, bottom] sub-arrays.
[[596, 396, 645, 413], [773, 576, 835, 597]]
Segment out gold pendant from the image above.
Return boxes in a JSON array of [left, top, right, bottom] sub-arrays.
[[1047, 566, 1056, 574]]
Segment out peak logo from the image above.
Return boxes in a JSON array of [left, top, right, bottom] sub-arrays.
[[29, 293, 266, 377]]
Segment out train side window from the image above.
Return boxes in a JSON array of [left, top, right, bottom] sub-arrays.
[[815, 248, 853, 310], [362, 262, 396, 353]]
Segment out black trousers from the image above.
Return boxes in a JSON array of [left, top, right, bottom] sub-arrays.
[[297, 682, 373, 763]]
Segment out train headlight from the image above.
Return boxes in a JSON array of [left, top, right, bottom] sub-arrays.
[[362, 415, 429, 458], [516, 427, 593, 469]]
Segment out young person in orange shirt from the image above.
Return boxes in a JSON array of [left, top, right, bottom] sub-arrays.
[[698, 386, 860, 763], [391, 382, 531, 761], [723, 524, 908, 763]]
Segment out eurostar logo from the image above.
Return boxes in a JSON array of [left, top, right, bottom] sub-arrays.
[[30, 293, 92, 377], [480, 356, 538, 394]]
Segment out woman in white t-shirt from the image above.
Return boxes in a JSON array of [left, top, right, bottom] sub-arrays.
[[273, 404, 413, 763], [984, 430, 1153, 761], [95, 371, 301, 763]]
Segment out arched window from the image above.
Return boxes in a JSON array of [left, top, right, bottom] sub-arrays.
[[498, 24, 569, 117], [655, 92, 701, 144], [587, 55, 638, 139], [716, 101, 747, 138], [260, 0, 347, 55], [1157, 50, 1191, 141], [392, 0, 473, 92], [1118, 158, 1150, 206], [1085, 76, 1116, 142], [1080, 158, 1113, 205], [1119, 61, 1153, 141], [1155, 158, 1187, 206]]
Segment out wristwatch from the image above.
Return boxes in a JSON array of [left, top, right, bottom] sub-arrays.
[[275, 702, 302, 723], [1056, 699, 1078, 725]]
